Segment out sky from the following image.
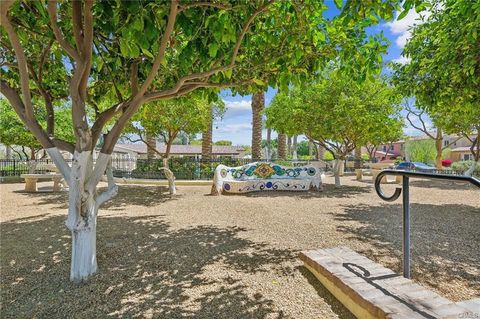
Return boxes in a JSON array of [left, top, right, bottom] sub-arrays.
[[212, 4, 433, 146]]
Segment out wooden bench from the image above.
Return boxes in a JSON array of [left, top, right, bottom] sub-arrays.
[[300, 247, 478, 319], [20, 173, 64, 192], [211, 162, 323, 195]]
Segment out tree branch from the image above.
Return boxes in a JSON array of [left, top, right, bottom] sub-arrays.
[[150, 0, 273, 98], [1, 5, 35, 119], [71, 0, 84, 54], [179, 2, 234, 12], [47, 1, 80, 61], [136, 0, 179, 97], [405, 107, 436, 139], [0, 80, 55, 149]]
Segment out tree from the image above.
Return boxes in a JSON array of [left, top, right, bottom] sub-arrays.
[[201, 107, 213, 161], [403, 102, 459, 169], [406, 139, 436, 164], [251, 91, 264, 161], [277, 134, 287, 160], [266, 71, 402, 187], [214, 140, 233, 146], [0, 99, 74, 164], [126, 93, 222, 162], [125, 93, 222, 193], [392, 0, 480, 174], [1, 0, 403, 281]]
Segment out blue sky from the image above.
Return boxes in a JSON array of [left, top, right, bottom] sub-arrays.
[[212, 5, 432, 146]]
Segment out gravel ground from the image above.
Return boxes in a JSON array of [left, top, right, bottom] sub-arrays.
[[1, 175, 479, 318]]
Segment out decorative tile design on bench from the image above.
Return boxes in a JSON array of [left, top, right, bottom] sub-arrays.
[[211, 162, 323, 195], [300, 247, 477, 319]]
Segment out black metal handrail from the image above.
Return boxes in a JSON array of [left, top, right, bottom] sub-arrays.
[[374, 169, 480, 278]]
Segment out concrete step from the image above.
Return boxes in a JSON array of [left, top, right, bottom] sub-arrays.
[[300, 247, 476, 319]]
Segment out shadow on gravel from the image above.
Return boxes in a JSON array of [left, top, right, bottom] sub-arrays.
[[334, 203, 480, 298], [2, 214, 328, 318], [298, 266, 356, 319], [13, 185, 176, 210], [242, 184, 370, 199]]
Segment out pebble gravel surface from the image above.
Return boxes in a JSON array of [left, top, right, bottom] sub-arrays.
[[1, 175, 479, 318]]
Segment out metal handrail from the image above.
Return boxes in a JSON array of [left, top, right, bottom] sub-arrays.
[[374, 169, 480, 278]]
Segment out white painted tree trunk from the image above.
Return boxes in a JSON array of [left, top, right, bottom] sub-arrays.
[[45, 148, 117, 282], [292, 135, 298, 160], [333, 159, 343, 188]]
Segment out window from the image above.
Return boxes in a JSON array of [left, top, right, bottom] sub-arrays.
[[444, 140, 449, 147], [400, 144, 404, 150], [382, 145, 387, 151], [464, 154, 473, 161], [390, 145, 394, 151]]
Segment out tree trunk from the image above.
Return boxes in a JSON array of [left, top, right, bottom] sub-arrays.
[[251, 92, 264, 161], [292, 135, 298, 160], [162, 142, 176, 195], [266, 128, 272, 161], [287, 136, 292, 157], [278, 133, 287, 160], [435, 130, 443, 169], [27, 147, 37, 173], [333, 158, 343, 188], [161, 158, 176, 195], [202, 108, 213, 161], [45, 150, 117, 282], [465, 135, 479, 176], [6, 145, 12, 159], [317, 144, 325, 161], [146, 130, 156, 160], [354, 147, 362, 169]]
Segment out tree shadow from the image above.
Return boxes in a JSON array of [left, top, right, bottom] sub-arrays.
[[297, 266, 356, 319], [333, 203, 480, 299], [1, 213, 329, 318], [240, 184, 370, 199], [13, 185, 177, 210]]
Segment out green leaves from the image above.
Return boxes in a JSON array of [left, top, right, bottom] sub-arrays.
[[334, 0, 343, 10], [266, 70, 403, 156], [208, 43, 219, 58]]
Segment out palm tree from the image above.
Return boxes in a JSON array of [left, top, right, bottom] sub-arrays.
[[251, 92, 264, 161], [266, 127, 272, 160], [202, 107, 213, 161], [278, 133, 287, 160]]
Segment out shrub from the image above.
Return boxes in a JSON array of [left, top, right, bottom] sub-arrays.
[[451, 160, 480, 174]]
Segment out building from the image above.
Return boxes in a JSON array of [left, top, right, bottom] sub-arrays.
[[111, 143, 247, 161]]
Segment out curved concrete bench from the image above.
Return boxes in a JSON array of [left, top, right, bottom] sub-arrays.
[[211, 162, 323, 195]]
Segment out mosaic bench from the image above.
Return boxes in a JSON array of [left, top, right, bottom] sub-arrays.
[[211, 162, 323, 195]]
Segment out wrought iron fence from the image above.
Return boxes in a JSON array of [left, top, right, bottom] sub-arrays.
[[0, 157, 329, 180], [112, 158, 328, 180], [1, 157, 477, 180]]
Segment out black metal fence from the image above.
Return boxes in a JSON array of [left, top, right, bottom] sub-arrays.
[[112, 157, 328, 180], [1, 157, 477, 180], [0, 158, 329, 180]]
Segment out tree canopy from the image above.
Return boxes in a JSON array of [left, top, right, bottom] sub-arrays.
[[125, 92, 224, 159], [392, 0, 480, 162], [0, 99, 74, 158], [266, 70, 403, 186]]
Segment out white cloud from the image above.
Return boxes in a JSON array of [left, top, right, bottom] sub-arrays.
[[392, 55, 411, 65], [222, 99, 251, 118], [215, 123, 251, 134], [385, 9, 431, 48]]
